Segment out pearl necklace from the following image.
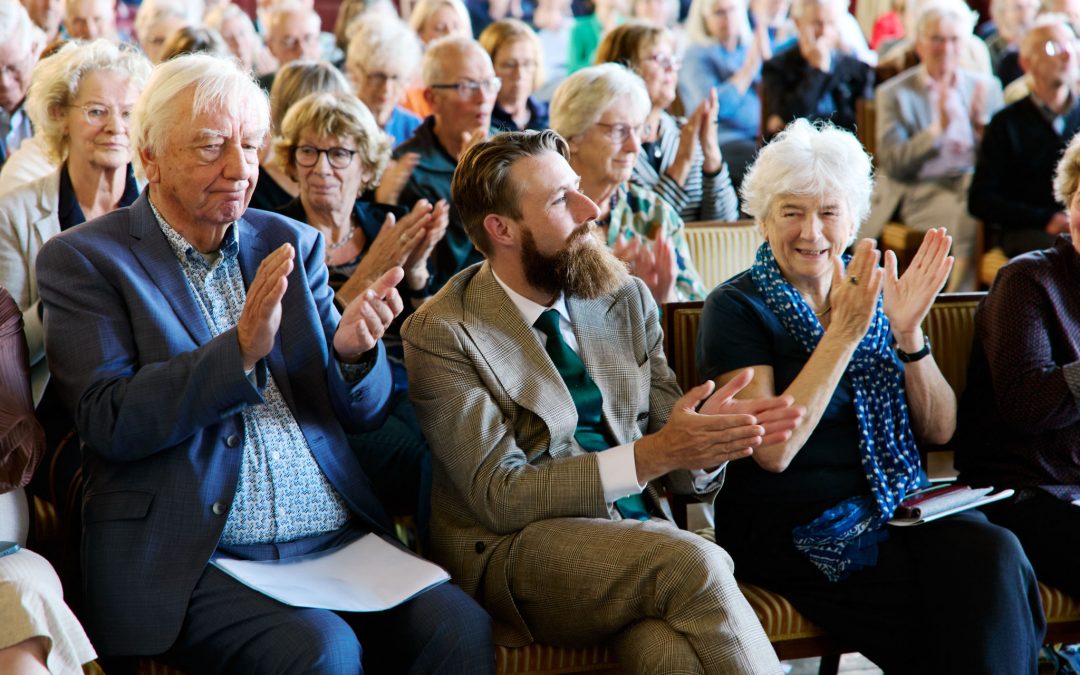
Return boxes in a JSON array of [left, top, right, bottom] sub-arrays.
[[325, 224, 357, 262]]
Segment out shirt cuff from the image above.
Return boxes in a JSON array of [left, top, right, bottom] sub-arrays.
[[1064, 361, 1080, 403], [690, 464, 725, 491], [595, 442, 646, 504]]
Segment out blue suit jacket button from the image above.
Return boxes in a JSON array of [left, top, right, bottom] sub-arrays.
[[212, 502, 227, 516], [226, 434, 241, 448]]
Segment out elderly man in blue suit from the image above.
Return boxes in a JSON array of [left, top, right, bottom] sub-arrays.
[[35, 53, 494, 675]]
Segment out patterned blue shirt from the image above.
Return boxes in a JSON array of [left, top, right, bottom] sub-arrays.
[[149, 200, 351, 544]]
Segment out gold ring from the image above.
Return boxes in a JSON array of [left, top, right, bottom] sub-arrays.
[[399, 233, 409, 243], [848, 275, 859, 286]]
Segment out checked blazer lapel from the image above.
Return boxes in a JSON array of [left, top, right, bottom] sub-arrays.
[[568, 293, 636, 446], [463, 264, 581, 460], [127, 194, 214, 347]]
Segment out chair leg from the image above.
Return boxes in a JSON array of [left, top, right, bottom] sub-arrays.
[[817, 654, 841, 675]]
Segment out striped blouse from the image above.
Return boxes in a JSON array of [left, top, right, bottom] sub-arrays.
[[631, 111, 740, 223]]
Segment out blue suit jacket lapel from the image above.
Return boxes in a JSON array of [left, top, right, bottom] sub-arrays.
[[127, 193, 214, 346]]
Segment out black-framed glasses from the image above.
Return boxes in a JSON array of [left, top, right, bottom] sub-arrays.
[[430, 77, 502, 99], [294, 145, 358, 169], [67, 103, 133, 128], [595, 122, 649, 145]]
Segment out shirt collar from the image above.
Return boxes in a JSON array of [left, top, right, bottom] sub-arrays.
[[491, 267, 571, 329], [148, 194, 240, 268]]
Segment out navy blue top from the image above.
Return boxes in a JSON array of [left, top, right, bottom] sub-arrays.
[[491, 96, 550, 132], [697, 271, 877, 505], [58, 162, 140, 231]]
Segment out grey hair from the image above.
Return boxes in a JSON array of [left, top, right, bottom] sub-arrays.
[[915, 0, 977, 38], [421, 35, 489, 86], [0, 0, 35, 57], [740, 118, 873, 239], [408, 0, 472, 39], [131, 52, 269, 170], [346, 12, 422, 77], [791, 0, 846, 20], [266, 1, 321, 38], [26, 40, 152, 164], [548, 63, 651, 140], [1055, 124, 1080, 203], [686, 0, 753, 47], [134, 0, 200, 44]]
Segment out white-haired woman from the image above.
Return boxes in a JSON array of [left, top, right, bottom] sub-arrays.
[[681, 0, 769, 182], [345, 12, 424, 147], [134, 0, 196, 64], [551, 63, 707, 304], [698, 118, 1045, 672], [205, 2, 276, 75], [0, 39, 150, 404], [480, 18, 549, 132], [402, 0, 473, 118], [596, 21, 739, 221]]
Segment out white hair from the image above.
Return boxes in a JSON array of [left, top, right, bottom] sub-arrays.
[[346, 12, 422, 77], [686, 0, 753, 47], [914, 0, 977, 38], [421, 35, 489, 87], [548, 63, 651, 139], [132, 53, 269, 169], [408, 0, 472, 38], [741, 119, 874, 237], [0, 0, 35, 57], [266, 0, 320, 37], [135, 0, 202, 42], [791, 0, 846, 19], [27, 40, 152, 163]]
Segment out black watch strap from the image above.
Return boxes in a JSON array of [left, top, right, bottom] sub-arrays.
[[896, 334, 932, 363]]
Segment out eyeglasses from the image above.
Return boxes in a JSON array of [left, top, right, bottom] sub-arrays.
[[276, 33, 319, 51], [294, 145, 358, 169], [67, 103, 133, 128], [595, 122, 649, 145], [357, 66, 405, 87], [643, 53, 681, 71], [430, 77, 502, 99], [495, 59, 537, 72]]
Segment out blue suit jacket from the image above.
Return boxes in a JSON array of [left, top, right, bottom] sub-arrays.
[[35, 192, 395, 656]]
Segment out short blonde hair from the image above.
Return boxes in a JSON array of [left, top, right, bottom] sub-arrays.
[[26, 39, 152, 164], [269, 60, 351, 132], [479, 18, 545, 91], [273, 91, 392, 192], [408, 0, 472, 39], [741, 118, 873, 238], [548, 63, 651, 140], [1054, 130, 1080, 204]]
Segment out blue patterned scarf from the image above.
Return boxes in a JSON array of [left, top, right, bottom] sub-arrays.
[[749, 243, 922, 582]]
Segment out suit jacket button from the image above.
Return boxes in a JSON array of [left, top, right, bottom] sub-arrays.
[[212, 502, 226, 515], [225, 434, 240, 448], [474, 541, 485, 554]]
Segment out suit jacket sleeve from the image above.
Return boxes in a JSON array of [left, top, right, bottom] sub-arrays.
[[875, 81, 942, 181]]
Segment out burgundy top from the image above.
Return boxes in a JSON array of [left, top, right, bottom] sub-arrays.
[[958, 236, 1080, 502], [0, 286, 44, 493]]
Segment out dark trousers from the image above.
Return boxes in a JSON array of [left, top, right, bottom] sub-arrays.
[[981, 489, 1080, 598], [716, 503, 1046, 674], [164, 528, 494, 675]]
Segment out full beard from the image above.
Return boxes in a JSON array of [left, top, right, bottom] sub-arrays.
[[521, 222, 630, 300]]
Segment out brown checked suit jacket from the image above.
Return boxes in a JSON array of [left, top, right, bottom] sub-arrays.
[[402, 262, 721, 646]]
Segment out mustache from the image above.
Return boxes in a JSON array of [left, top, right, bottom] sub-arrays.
[[567, 222, 594, 244]]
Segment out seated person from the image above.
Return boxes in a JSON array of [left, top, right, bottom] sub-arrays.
[[258, 1, 322, 90], [761, 0, 873, 140], [480, 19, 550, 132], [867, 2, 1003, 291], [402, 0, 473, 120], [403, 128, 803, 674], [271, 90, 448, 524], [878, 0, 993, 79], [550, 64, 709, 304], [698, 118, 1045, 673], [62, 0, 118, 42], [133, 0, 191, 65], [596, 21, 740, 223], [567, 0, 626, 73], [0, 1, 40, 169], [969, 15, 1080, 256], [344, 12, 425, 148], [957, 130, 1080, 599], [0, 286, 96, 675], [395, 35, 499, 292], [981, 0, 1036, 85], [251, 59, 352, 211], [35, 53, 493, 674], [0, 39, 150, 406]]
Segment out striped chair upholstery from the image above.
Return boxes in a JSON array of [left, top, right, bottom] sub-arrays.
[[683, 220, 763, 292], [494, 644, 621, 674]]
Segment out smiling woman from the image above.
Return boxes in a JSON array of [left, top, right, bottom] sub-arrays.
[[0, 39, 150, 404]]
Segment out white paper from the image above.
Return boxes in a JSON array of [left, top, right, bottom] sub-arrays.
[[211, 533, 450, 612], [887, 489, 1015, 527]]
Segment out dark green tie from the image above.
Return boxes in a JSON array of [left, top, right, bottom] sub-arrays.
[[534, 309, 650, 520]]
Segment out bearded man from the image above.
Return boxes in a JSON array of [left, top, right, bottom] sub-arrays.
[[401, 129, 803, 675]]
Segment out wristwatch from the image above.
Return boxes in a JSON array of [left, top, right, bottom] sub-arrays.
[[896, 334, 932, 363]]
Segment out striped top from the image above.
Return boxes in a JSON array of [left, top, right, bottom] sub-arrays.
[[631, 110, 739, 223]]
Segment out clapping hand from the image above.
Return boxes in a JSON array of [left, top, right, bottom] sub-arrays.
[[827, 238, 883, 342], [403, 199, 450, 292], [375, 153, 419, 206], [334, 266, 405, 361], [883, 228, 953, 335], [237, 243, 294, 372]]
